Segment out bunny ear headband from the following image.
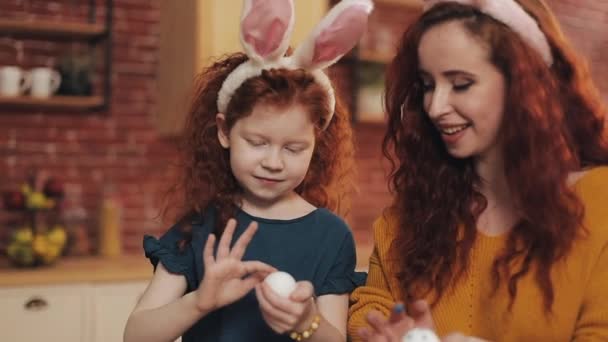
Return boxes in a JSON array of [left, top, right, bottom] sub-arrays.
[[424, 0, 553, 65], [217, 0, 374, 130]]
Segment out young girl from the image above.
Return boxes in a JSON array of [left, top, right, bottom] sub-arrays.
[[124, 1, 372, 342], [348, 0, 608, 341]]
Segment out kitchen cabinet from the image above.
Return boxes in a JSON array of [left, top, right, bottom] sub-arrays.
[[0, 280, 154, 342], [0, 281, 186, 342], [90, 281, 148, 342], [0, 283, 88, 341], [0, 256, 183, 341]]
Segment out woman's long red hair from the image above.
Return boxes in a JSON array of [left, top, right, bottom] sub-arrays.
[[162, 52, 355, 243], [383, 0, 608, 311]]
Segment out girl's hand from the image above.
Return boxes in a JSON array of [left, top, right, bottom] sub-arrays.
[[196, 219, 276, 313], [255, 279, 317, 334]]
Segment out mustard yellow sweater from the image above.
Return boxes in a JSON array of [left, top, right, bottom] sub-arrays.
[[348, 167, 608, 341]]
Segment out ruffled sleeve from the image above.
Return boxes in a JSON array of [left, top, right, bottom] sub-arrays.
[[318, 232, 367, 296], [143, 224, 198, 291]]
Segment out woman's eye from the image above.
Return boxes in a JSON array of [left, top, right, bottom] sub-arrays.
[[420, 80, 434, 92], [453, 81, 473, 92]]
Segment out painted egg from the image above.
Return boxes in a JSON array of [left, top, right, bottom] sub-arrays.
[[264, 271, 296, 298], [402, 328, 440, 342]]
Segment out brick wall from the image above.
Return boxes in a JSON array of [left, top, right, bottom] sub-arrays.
[[0, 0, 169, 255], [1, 0, 606, 259], [548, 0, 608, 101]]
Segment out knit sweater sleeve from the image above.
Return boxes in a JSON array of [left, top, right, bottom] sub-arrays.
[[348, 214, 398, 342], [572, 225, 608, 341], [572, 167, 608, 341]]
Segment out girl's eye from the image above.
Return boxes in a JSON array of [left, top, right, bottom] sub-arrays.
[[247, 139, 266, 146], [285, 146, 302, 153]]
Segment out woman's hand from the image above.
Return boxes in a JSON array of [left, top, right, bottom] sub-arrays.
[[195, 219, 276, 313], [358, 300, 435, 341], [358, 300, 488, 342], [255, 279, 317, 334]]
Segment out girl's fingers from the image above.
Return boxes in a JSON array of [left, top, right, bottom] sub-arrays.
[[241, 261, 277, 277], [230, 221, 258, 260], [239, 274, 267, 293], [217, 218, 237, 259], [288, 281, 314, 302], [260, 281, 302, 315], [202, 234, 216, 266], [255, 285, 295, 327], [261, 311, 291, 334]]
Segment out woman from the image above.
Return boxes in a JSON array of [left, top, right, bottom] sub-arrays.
[[347, 0, 608, 341]]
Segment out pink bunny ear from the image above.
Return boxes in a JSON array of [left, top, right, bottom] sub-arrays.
[[292, 0, 373, 70], [240, 0, 295, 64]]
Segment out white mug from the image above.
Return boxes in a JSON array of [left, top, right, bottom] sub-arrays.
[[0, 66, 31, 97], [30, 67, 61, 98]]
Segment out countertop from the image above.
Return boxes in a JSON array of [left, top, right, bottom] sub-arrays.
[[0, 243, 372, 288], [0, 254, 152, 287]]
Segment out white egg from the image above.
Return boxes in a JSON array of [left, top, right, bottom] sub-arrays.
[[402, 328, 440, 342], [264, 271, 296, 298]]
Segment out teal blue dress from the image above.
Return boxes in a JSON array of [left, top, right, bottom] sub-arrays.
[[143, 207, 366, 342]]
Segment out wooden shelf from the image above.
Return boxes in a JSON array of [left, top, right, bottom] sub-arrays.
[[0, 18, 107, 40], [359, 49, 395, 64], [375, 0, 423, 9], [0, 95, 105, 111]]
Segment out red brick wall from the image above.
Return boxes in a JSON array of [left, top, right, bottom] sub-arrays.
[[548, 0, 608, 101], [0, 0, 169, 255]]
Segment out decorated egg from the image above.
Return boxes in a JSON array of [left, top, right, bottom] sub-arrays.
[[264, 271, 296, 298], [402, 328, 440, 342]]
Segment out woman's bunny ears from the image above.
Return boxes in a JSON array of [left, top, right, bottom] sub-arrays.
[[217, 0, 374, 130]]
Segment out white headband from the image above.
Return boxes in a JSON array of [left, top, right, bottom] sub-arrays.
[[424, 0, 553, 65], [217, 0, 373, 130]]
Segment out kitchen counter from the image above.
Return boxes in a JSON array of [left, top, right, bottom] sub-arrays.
[[0, 255, 152, 287], [0, 243, 372, 287]]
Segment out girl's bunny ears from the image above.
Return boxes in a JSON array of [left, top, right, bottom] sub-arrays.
[[217, 0, 374, 130], [423, 0, 553, 65]]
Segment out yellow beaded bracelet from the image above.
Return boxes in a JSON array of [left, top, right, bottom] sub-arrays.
[[289, 315, 321, 341]]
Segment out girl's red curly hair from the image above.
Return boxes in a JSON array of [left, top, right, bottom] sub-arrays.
[[162, 52, 355, 242], [383, 0, 608, 312]]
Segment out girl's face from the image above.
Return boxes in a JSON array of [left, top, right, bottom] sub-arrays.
[[217, 102, 316, 207], [418, 20, 506, 162]]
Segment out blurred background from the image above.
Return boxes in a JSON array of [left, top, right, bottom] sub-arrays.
[[0, 1, 606, 340]]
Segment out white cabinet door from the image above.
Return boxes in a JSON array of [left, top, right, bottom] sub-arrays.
[[0, 284, 87, 342], [91, 280, 182, 342], [91, 281, 148, 342]]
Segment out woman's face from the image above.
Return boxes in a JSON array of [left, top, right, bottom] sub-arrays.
[[418, 20, 507, 161]]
